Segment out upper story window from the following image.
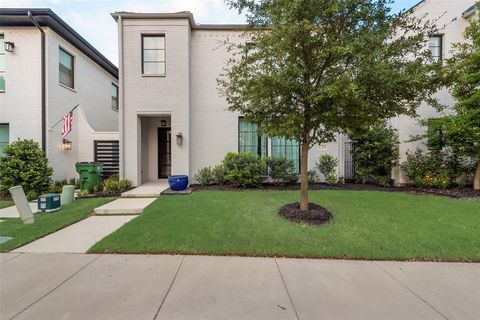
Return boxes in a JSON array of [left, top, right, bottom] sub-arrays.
[[59, 48, 74, 88], [111, 83, 119, 111], [428, 35, 443, 61], [142, 35, 165, 76], [0, 35, 5, 92]]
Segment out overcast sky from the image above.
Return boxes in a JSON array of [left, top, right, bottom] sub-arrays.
[[1, 0, 420, 66]]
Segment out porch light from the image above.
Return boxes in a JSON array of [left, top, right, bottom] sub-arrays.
[[62, 139, 72, 151], [176, 132, 183, 145], [4, 41, 14, 53], [160, 118, 167, 127]]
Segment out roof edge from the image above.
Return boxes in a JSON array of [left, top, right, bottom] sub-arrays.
[[0, 8, 118, 78]]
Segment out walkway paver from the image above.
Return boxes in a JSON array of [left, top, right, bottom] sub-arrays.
[[94, 198, 156, 215], [0, 203, 38, 218], [156, 255, 297, 320], [0, 254, 478, 320], [12, 216, 135, 253], [377, 261, 480, 320], [9, 254, 182, 320], [276, 258, 444, 320], [0, 253, 98, 320], [121, 180, 169, 198]]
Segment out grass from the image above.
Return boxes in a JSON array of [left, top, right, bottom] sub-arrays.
[[0, 200, 13, 209], [89, 190, 480, 261], [0, 198, 115, 252]]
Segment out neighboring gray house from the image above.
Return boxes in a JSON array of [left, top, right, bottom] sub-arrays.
[[113, 0, 476, 187], [0, 8, 119, 180]]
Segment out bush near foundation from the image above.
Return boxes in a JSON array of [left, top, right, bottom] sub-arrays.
[[316, 155, 338, 184], [352, 123, 399, 186], [265, 156, 297, 184], [222, 152, 265, 187], [0, 139, 53, 199]]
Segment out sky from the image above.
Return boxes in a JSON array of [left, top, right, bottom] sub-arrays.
[[1, 0, 421, 66]]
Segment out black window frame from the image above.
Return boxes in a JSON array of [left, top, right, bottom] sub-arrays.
[[141, 34, 166, 76], [428, 35, 443, 61], [237, 117, 268, 158], [111, 83, 119, 111], [59, 47, 75, 89], [270, 136, 301, 174]]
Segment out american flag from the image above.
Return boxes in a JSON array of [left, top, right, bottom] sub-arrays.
[[62, 112, 73, 137]]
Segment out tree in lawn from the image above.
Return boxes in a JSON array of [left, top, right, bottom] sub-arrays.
[[219, 0, 443, 211], [444, 5, 480, 189]]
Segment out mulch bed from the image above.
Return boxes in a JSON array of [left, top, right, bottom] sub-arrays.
[[191, 183, 480, 199], [279, 202, 333, 226]]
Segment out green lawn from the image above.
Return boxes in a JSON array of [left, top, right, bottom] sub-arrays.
[[0, 200, 13, 209], [0, 198, 115, 252], [89, 190, 480, 261]]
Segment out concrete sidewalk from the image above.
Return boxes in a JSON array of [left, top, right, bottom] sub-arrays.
[[1, 254, 478, 320]]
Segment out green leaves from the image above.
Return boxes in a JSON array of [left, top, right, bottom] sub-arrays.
[[219, 0, 443, 146], [0, 139, 53, 197]]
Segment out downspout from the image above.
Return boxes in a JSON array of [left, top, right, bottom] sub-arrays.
[[118, 16, 125, 179], [28, 11, 46, 153]]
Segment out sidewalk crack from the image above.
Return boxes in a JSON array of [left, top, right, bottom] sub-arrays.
[[153, 255, 185, 320], [375, 262, 449, 320], [274, 258, 300, 320], [9, 254, 102, 320]]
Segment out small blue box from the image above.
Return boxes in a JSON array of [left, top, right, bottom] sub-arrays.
[[38, 193, 61, 213]]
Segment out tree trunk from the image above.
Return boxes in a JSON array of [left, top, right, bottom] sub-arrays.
[[474, 161, 480, 190], [300, 141, 309, 211]]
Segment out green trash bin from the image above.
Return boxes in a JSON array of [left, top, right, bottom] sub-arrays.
[[75, 162, 103, 190]]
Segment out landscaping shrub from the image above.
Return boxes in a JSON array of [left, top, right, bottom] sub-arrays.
[[400, 149, 474, 189], [194, 166, 216, 185], [103, 174, 132, 194], [316, 154, 338, 184], [222, 152, 265, 187], [265, 156, 296, 184], [352, 123, 399, 186], [212, 164, 227, 184], [0, 139, 53, 198], [308, 170, 318, 184]]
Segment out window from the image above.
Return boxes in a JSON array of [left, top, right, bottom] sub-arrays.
[[142, 35, 165, 76], [111, 83, 119, 111], [59, 48, 74, 88], [427, 118, 445, 151], [428, 35, 443, 61], [0, 124, 9, 157], [238, 118, 267, 157], [271, 137, 300, 173], [0, 35, 5, 92]]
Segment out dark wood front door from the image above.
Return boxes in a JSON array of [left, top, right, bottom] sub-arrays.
[[158, 128, 171, 178]]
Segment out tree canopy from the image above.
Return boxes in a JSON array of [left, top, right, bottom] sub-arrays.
[[219, 0, 444, 209]]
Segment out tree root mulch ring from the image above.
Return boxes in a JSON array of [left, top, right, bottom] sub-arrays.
[[279, 202, 332, 226]]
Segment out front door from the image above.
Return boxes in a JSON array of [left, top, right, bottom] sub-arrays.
[[158, 128, 171, 178]]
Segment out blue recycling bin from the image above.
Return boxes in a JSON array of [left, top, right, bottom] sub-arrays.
[[168, 175, 189, 191]]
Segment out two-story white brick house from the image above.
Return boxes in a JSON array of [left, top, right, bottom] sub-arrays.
[[114, 0, 476, 187], [0, 8, 120, 180]]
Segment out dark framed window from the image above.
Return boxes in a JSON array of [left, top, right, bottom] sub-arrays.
[[271, 137, 300, 173], [142, 35, 165, 76], [59, 47, 74, 88], [111, 83, 119, 111], [0, 34, 5, 92], [238, 117, 267, 157], [426, 118, 445, 151], [428, 35, 443, 61], [0, 123, 9, 157]]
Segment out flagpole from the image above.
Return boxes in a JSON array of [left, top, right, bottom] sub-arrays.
[[48, 104, 79, 131]]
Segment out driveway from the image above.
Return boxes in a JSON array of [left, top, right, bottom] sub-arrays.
[[0, 253, 478, 320]]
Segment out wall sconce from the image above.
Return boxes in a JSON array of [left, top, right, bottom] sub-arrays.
[[62, 139, 72, 151], [4, 41, 15, 53], [176, 132, 183, 145], [160, 117, 167, 127]]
